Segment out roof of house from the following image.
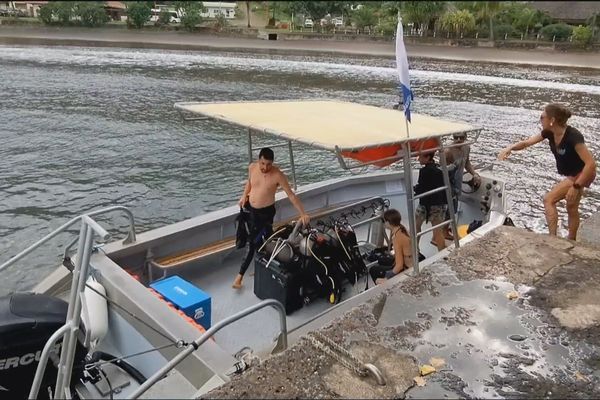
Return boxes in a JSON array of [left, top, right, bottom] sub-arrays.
[[529, 1, 600, 22], [202, 2, 237, 9], [104, 1, 126, 10]]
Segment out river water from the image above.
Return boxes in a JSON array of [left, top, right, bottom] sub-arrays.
[[0, 45, 599, 295]]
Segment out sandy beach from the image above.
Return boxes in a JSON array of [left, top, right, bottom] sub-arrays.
[[1, 26, 599, 69]]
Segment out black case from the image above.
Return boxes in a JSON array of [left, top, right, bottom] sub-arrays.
[[254, 255, 304, 315]]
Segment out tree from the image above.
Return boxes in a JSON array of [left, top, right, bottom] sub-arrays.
[[440, 9, 476, 37], [290, 1, 346, 23], [399, 1, 446, 36], [38, 3, 54, 25], [174, 1, 205, 32], [54, 1, 74, 25], [540, 23, 573, 41], [475, 1, 502, 41], [352, 6, 377, 31], [245, 1, 251, 27], [75, 2, 108, 27], [157, 9, 172, 26], [126, 1, 151, 29], [572, 25, 593, 45]]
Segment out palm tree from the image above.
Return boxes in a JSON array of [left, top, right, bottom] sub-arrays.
[[475, 1, 502, 41], [245, 1, 251, 28]]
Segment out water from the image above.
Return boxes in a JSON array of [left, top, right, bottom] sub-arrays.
[[0, 45, 599, 295]]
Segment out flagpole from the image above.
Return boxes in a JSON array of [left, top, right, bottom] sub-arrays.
[[396, 10, 420, 274]]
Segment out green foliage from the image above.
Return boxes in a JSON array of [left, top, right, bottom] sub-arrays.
[[75, 2, 108, 27], [494, 24, 514, 39], [378, 15, 397, 36], [400, 1, 446, 34], [214, 13, 228, 31], [352, 6, 378, 30], [157, 9, 172, 26], [572, 25, 593, 45], [126, 1, 152, 29], [174, 1, 205, 32], [440, 9, 476, 37], [38, 4, 54, 25], [38, 1, 107, 27], [540, 23, 573, 41], [290, 1, 346, 22], [54, 1, 74, 25]]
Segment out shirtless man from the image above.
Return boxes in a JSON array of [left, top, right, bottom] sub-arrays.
[[233, 147, 310, 289]]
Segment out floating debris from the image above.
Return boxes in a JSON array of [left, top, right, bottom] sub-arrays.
[[419, 364, 436, 376]]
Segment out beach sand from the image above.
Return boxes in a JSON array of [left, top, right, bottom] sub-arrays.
[[0, 26, 599, 69]]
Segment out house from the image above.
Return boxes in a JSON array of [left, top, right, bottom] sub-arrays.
[[201, 1, 236, 19], [528, 1, 600, 25], [3, 1, 48, 17], [104, 1, 126, 21]]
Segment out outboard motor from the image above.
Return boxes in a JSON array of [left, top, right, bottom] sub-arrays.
[[0, 293, 86, 399]]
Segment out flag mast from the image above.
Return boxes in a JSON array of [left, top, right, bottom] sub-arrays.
[[396, 10, 420, 273]]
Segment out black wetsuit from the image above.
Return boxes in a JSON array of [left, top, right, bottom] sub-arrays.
[[239, 203, 276, 276]]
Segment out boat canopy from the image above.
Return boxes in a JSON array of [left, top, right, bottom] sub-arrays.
[[174, 100, 480, 152]]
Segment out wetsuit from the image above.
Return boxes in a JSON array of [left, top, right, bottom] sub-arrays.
[[239, 203, 276, 276]]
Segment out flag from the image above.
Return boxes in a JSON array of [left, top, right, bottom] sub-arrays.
[[396, 16, 413, 123]]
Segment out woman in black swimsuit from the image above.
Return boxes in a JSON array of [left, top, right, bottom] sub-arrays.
[[498, 103, 597, 240]]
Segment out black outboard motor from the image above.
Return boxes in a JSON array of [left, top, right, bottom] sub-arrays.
[[0, 293, 86, 399]]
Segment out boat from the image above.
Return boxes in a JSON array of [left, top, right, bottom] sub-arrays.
[[0, 99, 508, 399]]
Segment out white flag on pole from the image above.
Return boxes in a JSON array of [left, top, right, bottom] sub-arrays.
[[396, 16, 413, 122]]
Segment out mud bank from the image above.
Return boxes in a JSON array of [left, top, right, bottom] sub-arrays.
[[203, 225, 600, 399]]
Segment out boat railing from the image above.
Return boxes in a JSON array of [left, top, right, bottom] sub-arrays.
[[129, 299, 288, 399], [0, 206, 137, 400], [0, 206, 137, 273], [27, 215, 111, 399]]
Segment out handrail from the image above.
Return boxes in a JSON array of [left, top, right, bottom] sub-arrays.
[[0, 206, 136, 273], [63, 206, 137, 260], [130, 299, 288, 399], [28, 324, 70, 399]]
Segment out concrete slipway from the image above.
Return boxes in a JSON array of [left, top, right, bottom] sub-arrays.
[[204, 216, 600, 399]]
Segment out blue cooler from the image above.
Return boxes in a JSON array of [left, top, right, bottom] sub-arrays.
[[150, 276, 211, 329]]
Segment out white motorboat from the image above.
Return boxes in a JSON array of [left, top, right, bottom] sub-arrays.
[[0, 99, 508, 399]]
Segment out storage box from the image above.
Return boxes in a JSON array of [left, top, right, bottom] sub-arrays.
[[150, 276, 211, 329]]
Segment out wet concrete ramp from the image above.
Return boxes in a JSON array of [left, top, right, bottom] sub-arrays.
[[203, 226, 600, 399]]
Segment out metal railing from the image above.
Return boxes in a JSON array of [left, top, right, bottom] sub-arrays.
[[130, 299, 288, 399], [27, 216, 111, 399], [0, 206, 136, 273], [0, 206, 137, 400]]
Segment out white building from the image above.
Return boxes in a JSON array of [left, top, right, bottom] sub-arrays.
[[201, 1, 236, 19]]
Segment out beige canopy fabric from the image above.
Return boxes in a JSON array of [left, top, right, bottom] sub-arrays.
[[175, 100, 480, 152]]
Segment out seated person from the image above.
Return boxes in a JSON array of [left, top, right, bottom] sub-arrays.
[[414, 151, 447, 251], [370, 209, 413, 285]]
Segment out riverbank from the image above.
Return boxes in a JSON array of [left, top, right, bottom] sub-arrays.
[[204, 222, 600, 399], [1, 26, 600, 69]]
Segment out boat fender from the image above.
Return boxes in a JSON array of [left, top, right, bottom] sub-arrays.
[[81, 278, 109, 349]]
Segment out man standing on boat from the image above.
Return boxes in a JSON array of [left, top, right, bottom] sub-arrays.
[[414, 151, 447, 251], [444, 132, 481, 239], [498, 103, 596, 240], [233, 147, 310, 289]]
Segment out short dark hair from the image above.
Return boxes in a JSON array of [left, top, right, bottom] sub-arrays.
[[259, 147, 274, 161]]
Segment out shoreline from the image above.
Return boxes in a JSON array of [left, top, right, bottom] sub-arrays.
[[1, 26, 600, 69]]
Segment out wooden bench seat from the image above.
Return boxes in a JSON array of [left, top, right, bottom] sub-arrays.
[[151, 197, 382, 273]]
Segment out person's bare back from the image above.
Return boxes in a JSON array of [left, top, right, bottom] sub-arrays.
[[248, 162, 281, 209]]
